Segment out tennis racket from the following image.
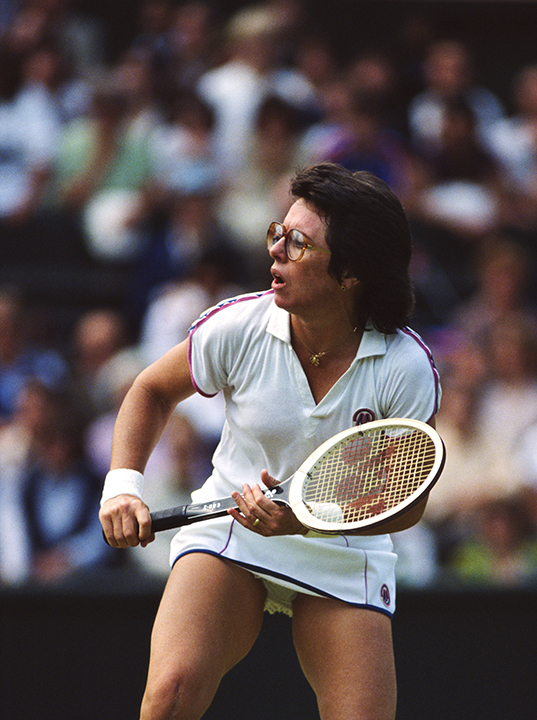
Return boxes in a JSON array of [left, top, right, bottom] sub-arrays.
[[150, 418, 445, 535]]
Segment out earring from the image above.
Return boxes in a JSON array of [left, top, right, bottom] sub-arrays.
[[341, 285, 346, 291]]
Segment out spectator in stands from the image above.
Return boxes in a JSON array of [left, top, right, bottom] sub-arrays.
[[296, 77, 354, 166], [1, 378, 117, 586], [424, 368, 489, 562], [163, 1, 218, 93], [22, 408, 117, 583], [217, 94, 303, 286], [0, 286, 68, 423], [422, 98, 501, 187], [487, 63, 537, 197], [48, 76, 154, 264], [149, 89, 219, 199], [289, 32, 340, 127], [408, 103, 506, 319], [426, 369, 487, 523], [0, 379, 58, 585], [0, 47, 61, 264], [324, 91, 421, 207], [0, 2, 55, 71], [408, 39, 505, 156], [26, 0, 105, 78], [346, 50, 409, 137], [129, 184, 244, 325], [133, 1, 217, 100], [415, 99, 502, 240], [197, 3, 315, 177], [392, 13, 439, 108], [131, 0, 174, 66], [448, 497, 537, 586], [515, 422, 537, 533], [110, 47, 164, 141], [486, 63, 537, 238], [69, 308, 131, 418], [450, 235, 537, 348], [411, 109, 503, 325], [473, 312, 537, 501]]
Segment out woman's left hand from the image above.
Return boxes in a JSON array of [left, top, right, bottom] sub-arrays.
[[229, 469, 307, 536]]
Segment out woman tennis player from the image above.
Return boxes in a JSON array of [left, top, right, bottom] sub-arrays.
[[100, 162, 441, 720]]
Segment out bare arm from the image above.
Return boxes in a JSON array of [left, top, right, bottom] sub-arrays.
[[354, 495, 428, 536], [99, 339, 196, 547]]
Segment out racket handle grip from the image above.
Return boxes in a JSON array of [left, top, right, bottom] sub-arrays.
[[101, 505, 191, 545], [150, 505, 191, 532]]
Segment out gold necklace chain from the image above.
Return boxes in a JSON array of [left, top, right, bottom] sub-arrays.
[[294, 326, 358, 366]]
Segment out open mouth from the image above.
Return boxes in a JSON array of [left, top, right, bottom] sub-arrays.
[[271, 270, 285, 289]]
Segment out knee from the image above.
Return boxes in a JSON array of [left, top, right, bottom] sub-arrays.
[[140, 667, 218, 720]]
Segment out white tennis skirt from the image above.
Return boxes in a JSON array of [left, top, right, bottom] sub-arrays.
[[169, 516, 397, 617]]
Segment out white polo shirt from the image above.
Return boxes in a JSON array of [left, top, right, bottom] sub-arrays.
[[170, 290, 441, 615]]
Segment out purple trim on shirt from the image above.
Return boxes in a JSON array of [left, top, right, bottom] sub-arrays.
[[187, 290, 274, 398], [401, 326, 442, 416]]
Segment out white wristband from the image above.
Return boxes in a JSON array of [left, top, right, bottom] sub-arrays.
[[100, 468, 144, 507]]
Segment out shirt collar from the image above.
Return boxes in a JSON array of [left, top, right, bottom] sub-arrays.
[[355, 325, 387, 359], [266, 301, 291, 343], [267, 300, 387, 359]]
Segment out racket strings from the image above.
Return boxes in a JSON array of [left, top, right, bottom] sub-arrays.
[[302, 428, 436, 525]]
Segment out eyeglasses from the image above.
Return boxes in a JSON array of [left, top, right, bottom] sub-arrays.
[[266, 221, 331, 262]]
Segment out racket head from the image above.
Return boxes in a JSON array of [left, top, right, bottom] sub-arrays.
[[288, 418, 445, 534]]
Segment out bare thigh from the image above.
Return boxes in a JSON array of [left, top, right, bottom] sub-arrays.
[[292, 593, 397, 720], [140, 552, 267, 720]]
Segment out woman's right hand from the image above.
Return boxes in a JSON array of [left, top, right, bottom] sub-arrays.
[[99, 494, 154, 548]]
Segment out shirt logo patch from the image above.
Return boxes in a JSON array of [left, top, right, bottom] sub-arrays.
[[380, 584, 391, 607], [352, 409, 376, 426]]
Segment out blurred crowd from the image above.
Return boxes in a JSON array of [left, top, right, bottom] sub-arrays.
[[3, 0, 537, 590]]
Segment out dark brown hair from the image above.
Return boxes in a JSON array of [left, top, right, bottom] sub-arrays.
[[290, 162, 414, 333]]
